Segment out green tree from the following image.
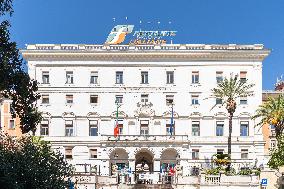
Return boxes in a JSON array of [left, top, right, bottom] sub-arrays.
[[0, 134, 73, 189], [0, 0, 41, 133], [211, 75, 255, 161], [253, 95, 284, 169], [253, 95, 284, 140]]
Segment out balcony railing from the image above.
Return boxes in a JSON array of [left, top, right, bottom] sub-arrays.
[[101, 135, 189, 143]]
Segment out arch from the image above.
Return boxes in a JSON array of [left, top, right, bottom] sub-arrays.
[[109, 148, 129, 175], [160, 148, 179, 174], [135, 149, 154, 173]]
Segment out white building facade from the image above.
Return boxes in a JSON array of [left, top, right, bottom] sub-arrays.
[[22, 44, 269, 185]]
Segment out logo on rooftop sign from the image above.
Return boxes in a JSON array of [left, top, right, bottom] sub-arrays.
[[105, 25, 177, 45]]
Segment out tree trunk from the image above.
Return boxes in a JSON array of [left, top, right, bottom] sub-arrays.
[[227, 112, 233, 170]]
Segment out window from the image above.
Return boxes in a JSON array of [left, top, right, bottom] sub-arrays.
[[65, 147, 73, 159], [65, 120, 73, 136], [216, 121, 224, 136], [140, 120, 149, 135], [240, 71, 247, 83], [241, 149, 248, 159], [192, 149, 199, 160], [216, 71, 223, 83], [42, 71, 49, 84], [192, 71, 199, 84], [42, 94, 49, 104], [90, 71, 98, 84], [40, 121, 49, 136], [166, 71, 174, 84], [116, 71, 123, 84], [66, 71, 74, 84], [217, 149, 224, 155], [166, 123, 175, 135], [90, 95, 98, 104], [141, 71, 149, 84], [90, 149, 97, 158], [240, 96, 247, 105], [141, 94, 149, 103], [191, 95, 199, 105], [270, 139, 277, 149], [166, 95, 174, 105], [240, 121, 249, 136], [192, 121, 200, 136], [115, 95, 123, 104], [118, 122, 123, 135], [89, 120, 98, 136], [216, 98, 222, 105], [66, 95, 73, 104], [9, 120, 15, 129]]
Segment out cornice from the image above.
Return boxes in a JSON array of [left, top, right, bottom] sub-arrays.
[[21, 50, 270, 62]]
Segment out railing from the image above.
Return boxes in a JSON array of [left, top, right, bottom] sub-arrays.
[[101, 135, 189, 142], [204, 175, 221, 184], [27, 44, 265, 51]]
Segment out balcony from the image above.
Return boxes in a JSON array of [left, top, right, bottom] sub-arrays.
[[101, 135, 189, 144]]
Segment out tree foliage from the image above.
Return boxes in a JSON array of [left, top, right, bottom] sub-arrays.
[[0, 0, 42, 133], [0, 134, 73, 189], [268, 136, 284, 169], [211, 75, 255, 159], [253, 95, 284, 139]]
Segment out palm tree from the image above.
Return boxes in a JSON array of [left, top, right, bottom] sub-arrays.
[[253, 94, 284, 141], [211, 75, 255, 160]]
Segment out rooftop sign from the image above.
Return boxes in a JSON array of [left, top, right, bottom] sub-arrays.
[[105, 25, 177, 45]]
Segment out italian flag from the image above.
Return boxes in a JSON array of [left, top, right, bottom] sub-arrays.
[[114, 121, 119, 137]]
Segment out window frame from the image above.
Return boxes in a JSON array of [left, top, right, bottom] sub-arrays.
[[166, 71, 174, 84], [166, 95, 174, 105], [66, 71, 74, 84], [191, 71, 199, 84], [115, 71, 124, 84], [216, 121, 224, 136], [42, 71, 50, 84], [241, 149, 249, 159], [90, 71, 98, 84], [240, 121, 249, 136], [141, 71, 149, 84], [90, 95, 98, 104], [216, 71, 223, 83], [65, 120, 74, 137], [40, 120, 49, 136], [89, 120, 98, 136], [192, 149, 199, 160], [41, 94, 50, 104], [9, 119, 15, 129], [66, 94, 74, 104], [191, 95, 199, 105], [192, 121, 200, 136], [115, 95, 123, 104]]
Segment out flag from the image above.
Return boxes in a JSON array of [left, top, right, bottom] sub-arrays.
[[114, 122, 119, 137], [170, 105, 174, 135], [114, 101, 119, 137]]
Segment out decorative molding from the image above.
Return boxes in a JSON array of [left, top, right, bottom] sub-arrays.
[[62, 112, 75, 119], [110, 111, 127, 118], [87, 112, 100, 119]]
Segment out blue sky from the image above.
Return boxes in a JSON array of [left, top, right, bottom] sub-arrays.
[[8, 0, 284, 90]]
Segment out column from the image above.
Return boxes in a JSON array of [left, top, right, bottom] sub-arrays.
[[129, 160, 135, 184]]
